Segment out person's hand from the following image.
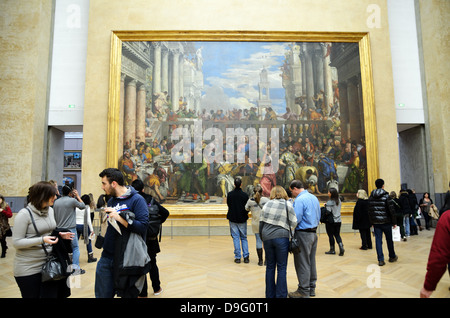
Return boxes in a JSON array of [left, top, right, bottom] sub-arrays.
[[43, 236, 59, 245], [107, 209, 121, 222], [59, 232, 75, 240], [420, 287, 433, 298]]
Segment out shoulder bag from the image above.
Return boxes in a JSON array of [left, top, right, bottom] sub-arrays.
[[26, 208, 66, 282], [285, 202, 301, 254], [320, 206, 334, 224]]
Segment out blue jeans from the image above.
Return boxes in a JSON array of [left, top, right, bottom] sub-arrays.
[[403, 215, 410, 236], [229, 221, 249, 259], [76, 224, 93, 254], [264, 237, 289, 298], [255, 233, 263, 249], [373, 224, 396, 262], [69, 228, 80, 268], [95, 256, 115, 298]]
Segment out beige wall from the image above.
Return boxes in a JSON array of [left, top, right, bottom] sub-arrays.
[[418, 0, 450, 193], [82, 0, 401, 198], [0, 0, 54, 196]]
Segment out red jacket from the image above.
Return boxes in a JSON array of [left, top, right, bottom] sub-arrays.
[[1, 205, 12, 218], [423, 210, 450, 291]]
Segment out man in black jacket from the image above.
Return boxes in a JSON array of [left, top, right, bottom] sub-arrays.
[[226, 177, 250, 263], [368, 179, 398, 266], [131, 179, 169, 297]]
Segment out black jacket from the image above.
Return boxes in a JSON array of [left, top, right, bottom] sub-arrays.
[[398, 191, 413, 216], [368, 188, 396, 225], [226, 188, 249, 223], [352, 198, 371, 229], [138, 191, 170, 254], [113, 211, 151, 298]]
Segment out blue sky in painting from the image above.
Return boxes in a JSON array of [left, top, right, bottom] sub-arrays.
[[195, 41, 289, 114]]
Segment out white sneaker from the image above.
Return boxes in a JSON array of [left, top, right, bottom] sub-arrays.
[[154, 288, 163, 296]]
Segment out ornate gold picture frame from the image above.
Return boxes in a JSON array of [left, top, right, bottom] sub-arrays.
[[107, 31, 378, 206]]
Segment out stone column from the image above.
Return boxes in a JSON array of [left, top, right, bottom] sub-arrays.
[[314, 46, 324, 94], [124, 79, 137, 150], [119, 73, 125, 155], [338, 81, 349, 140], [136, 84, 146, 145], [347, 76, 362, 143], [179, 54, 184, 103], [171, 49, 180, 110], [304, 44, 315, 109], [152, 43, 162, 95], [322, 43, 333, 117], [291, 44, 302, 98], [161, 47, 169, 93]]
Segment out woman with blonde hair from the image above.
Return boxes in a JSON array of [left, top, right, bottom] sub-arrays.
[[352, 189, 372, 250], [260, 185, 297, 298]]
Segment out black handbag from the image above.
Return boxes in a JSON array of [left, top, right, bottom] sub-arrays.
[[26, 208, 66, 282], [95, 234, 105, 249], [320, 206, 334, 224], [285, 202, 301, 254]]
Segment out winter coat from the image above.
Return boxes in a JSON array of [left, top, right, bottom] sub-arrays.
[[352, 198, 371, 230], [368, 188, 396, 225], [398, 191, 413, 216]]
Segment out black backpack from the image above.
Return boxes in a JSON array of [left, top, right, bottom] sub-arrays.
[[147, 198, 162, 241]]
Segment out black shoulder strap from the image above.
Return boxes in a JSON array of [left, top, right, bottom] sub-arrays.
[[26, 207, 49, 256]]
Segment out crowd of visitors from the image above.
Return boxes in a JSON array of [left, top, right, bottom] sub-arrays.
[[2, 175, 449, 298]]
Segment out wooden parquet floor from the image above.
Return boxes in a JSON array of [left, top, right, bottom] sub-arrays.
[[0, 228, 449, 299]]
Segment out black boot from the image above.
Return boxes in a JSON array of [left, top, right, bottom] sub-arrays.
[[88, 252, 97, 263], [325, 246, 335, 254], [257, 248, 263, 266], [1, 241, 7, 258], [338, 242, 345, 256]]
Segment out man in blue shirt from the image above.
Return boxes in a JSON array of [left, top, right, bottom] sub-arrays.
[[288, 180, 321, 298]]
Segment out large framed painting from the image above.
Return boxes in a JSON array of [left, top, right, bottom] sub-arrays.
[[107, 31, 378, 205]]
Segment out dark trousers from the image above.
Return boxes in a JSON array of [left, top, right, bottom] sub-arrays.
[[373, 224, 396, 262], [139, 252, 160, 297], [15, 273, 66, 298], [325, 222, 342, 247], [0, 237, 7, 256], [359, 228, 372, 249]]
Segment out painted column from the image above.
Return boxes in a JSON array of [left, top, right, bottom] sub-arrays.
[[171, 49, 180, 110], [124, 79, 137, 150], [161, 47, 169, 93], [136, 83, 146, 145], [119, 73, 125, 154], [152, 42, 162, 95]]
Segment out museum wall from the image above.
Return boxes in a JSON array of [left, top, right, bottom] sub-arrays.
[[417, 0, 450, 193], [1, 0, 447, 203], [82, 0, 401, 198], [0, 0, 54, 197]]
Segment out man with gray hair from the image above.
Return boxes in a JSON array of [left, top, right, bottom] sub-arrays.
[[288, 180, 321, 298]]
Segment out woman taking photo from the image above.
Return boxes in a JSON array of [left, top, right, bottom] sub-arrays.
[[13, 181, 74, 298], [259, 186, 297, 298], [324, 187, 344, 256]]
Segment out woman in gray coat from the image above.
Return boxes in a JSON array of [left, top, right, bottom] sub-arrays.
[[13, 181, 74, 298]]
